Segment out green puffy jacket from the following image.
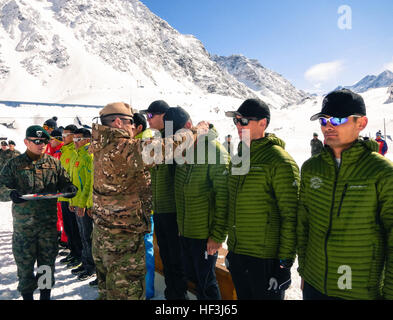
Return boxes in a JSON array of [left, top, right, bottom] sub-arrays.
[[59, 143, 77, 202], [174, 126, 230, 243], [69, 144, 93, 209], [227, 134, 299, 260], [297, 138, 393, 300]]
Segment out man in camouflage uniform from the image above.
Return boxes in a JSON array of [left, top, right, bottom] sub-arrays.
[[0, 140, 9, 170], [0, 141, 21, 171], [0, 126, 77, 300], [91, 102, 153, 300], [310, 132, 324, 156], [7, 140, 21, 158]]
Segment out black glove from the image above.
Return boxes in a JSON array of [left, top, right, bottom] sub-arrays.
[[61, 184, 78, 198], [267, 260, 292, 294], [10, 190, 27, 204]]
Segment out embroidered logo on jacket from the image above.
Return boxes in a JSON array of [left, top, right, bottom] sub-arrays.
[[310, 177, 323, 189]]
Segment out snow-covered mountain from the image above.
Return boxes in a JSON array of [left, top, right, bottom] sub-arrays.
[[385, 85, 393, 104], [336, 70, 393, 93], [212, 54, 310, 108], [0, 0, 262, 105]]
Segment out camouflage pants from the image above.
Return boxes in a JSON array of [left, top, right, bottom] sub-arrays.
[[12, 227, 58, 295], [92, 224, 146, 300]]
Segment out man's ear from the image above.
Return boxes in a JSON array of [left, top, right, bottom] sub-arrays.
[[24, 139, 29, 148], [112, 117, 123, 129], [184, 120, 192, 129], [137, 124, 143, 133], [358, 116, 368, 131]]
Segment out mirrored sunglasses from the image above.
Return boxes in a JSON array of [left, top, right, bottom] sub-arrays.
[[62, 133, 73, 137], [233, 117, 261, 126], [28, 138, 49, 145], [319, 117, 349, 127], [120, 117, 135, 125], [147, 113, 158, 120]]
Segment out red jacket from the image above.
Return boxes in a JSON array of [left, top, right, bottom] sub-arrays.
[[376, 137, 388, 156], [45, 142, 64, 160]]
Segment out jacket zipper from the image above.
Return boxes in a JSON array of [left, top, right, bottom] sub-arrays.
[[337, 184, 348, 217], [232, 175, 242, 252], [324, 156, 340, 295], [182, 165, 193, 235]]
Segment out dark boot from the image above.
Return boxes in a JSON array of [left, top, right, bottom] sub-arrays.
[[40, 289, 51, 300], [22, 292, 34, 300]]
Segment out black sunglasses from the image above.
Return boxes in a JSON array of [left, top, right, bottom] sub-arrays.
[[27, 138, 49, 145], [233, 117, 262, 126]]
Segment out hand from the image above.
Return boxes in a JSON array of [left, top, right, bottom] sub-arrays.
[[267, 263, 291, 294], [206, 237, 222, 255], [76, 207, 85, 217], [62, 184, 78, 198], [86, 208, 93, 218], [9, 190, 26, 204], [196, 121, 210, 135]]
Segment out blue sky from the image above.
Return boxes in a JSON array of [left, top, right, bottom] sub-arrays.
[[140, 0, 393, 94]]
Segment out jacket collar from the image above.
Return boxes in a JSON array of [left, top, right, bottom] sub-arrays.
[[321, 137, 379, 166]]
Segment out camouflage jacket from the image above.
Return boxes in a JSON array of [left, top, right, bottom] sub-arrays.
[[0, 152, 75, 232], [90, 123, 197, 233], [310, 138, 324, 156], [0, 149, 20, 170], [91, 123, 152, 234]]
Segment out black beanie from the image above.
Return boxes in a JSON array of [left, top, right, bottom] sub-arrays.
[[44, 116, 58, 129], [163, 107, 191, 134]]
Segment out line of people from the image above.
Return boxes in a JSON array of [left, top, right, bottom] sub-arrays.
[[0, 87, 392, 300]]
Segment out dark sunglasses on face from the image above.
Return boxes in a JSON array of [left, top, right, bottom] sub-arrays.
[[318, 116, 361, 127], [120, 117, 134, 125], [28, 138, 49, 145], [233, 117, 261, 126], [146, 113, 155, 120]]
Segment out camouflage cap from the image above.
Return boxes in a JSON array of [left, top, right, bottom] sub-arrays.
[[100, 102, 134, 119], [26, 125, 51, 139]]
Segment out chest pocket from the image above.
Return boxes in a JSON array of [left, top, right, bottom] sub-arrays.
[[336, 180, 377, 221]]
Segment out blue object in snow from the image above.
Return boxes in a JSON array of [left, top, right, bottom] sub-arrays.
[[144, 215, 155, 299]]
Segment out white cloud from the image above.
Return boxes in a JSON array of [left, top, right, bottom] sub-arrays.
[[384, 57, 393, 72], [304, 60, 344, 83]]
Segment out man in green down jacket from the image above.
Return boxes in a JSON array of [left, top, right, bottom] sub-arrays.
[[297, 89, 393, 300], [0, 125, 77, 300], [225, 99, 300, 300], [164, 107, 229, 300], [140, 101, 189, 300]]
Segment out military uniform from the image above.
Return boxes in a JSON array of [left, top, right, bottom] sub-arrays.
[[0, 152, 75, 297], [91, 123, 152, 300], [310, 138, 324, 156]]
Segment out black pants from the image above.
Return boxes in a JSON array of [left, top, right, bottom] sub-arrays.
[[226, 251, 285, 300], [303, 281, 343, 300], [179, 236, 221, 300], [75, 212, 95, 273], [60, 201, 82, 260], [153, 213, 188, 300]]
